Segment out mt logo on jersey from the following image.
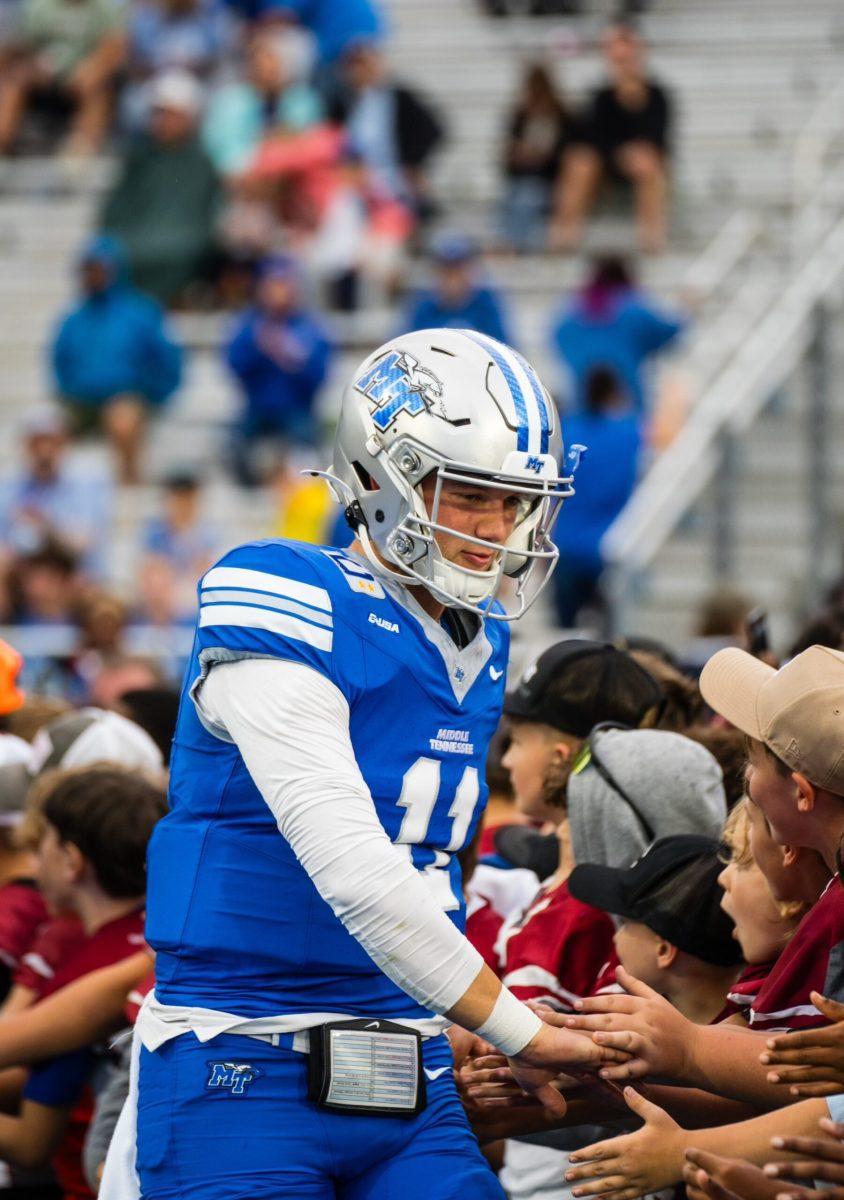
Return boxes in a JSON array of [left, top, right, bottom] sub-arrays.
[[205, 1061, 263, 1096]]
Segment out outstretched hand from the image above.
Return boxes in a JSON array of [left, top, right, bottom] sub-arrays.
[[563, 1087, 686, 1200], [683, 1149, 784, 1200], [508, 1020, 631, 1117], [552, 966, 692, 1082], [761, 995, 844, 1098], [763, 1116, 844, 1199]]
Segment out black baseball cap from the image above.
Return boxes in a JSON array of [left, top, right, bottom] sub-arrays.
[[503, 640, 664, 737], [568, 835, 743, 968]]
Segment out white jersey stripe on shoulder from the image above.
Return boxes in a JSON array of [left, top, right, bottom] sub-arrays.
[[199, 604, 333, 652], [749, 1001, 823, 1024], [202, 566, 331, 613], [201, 589, 334, 629], [501, 964, 583, 1008]]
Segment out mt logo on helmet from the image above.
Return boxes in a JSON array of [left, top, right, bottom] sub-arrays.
[[355, 350, 447, 431]]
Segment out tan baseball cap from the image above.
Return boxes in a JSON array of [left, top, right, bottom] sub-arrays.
[[699, 644, 844, 793]]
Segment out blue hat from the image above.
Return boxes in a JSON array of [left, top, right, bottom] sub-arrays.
[[430, 231, 478, 265], [258, 253, 300, 283]]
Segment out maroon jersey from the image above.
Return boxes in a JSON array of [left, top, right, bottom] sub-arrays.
[[466, 896, 504, 975], [14, 915, 86, 995], [40, 908, 147, 999], [717, 960, 776, 1022], [751, 879, 844, 1032], [27, 908, 147, 1200], [0, 880, 48, 973], [125, 970, 155, 1025], [500, 880, 617, 1009], [590, 951, 622, 997]]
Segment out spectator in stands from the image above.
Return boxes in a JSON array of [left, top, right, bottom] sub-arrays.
[[224, 253, 332, 485], [122, 0, 234, 130], [136, 471, 218, 624], [99, 69, 221, 306], [682, 588, 754, 675], [498, 61, 571, 253], [331, 39, 443, 219], [0, 407, 112, 580], [85, 655, 167, 708], [551, 22, 673, 253], [0, 765, 165, 1194], [551, 367, 641, 628], [0, 0, 125, 159], [203, 25, 322, 178], [400, 232, 512, 342], [50, 234, 183, 484], [7, 539, 79, 629], [78, 584, 123, 640], [550, 254, 685, 414], [251, 0, 385, 67]]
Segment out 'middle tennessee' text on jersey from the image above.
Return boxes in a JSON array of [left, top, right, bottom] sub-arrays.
[[145, 539, 508, 1021]]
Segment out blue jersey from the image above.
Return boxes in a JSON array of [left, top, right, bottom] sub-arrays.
[[146, 539, 509, 1021]]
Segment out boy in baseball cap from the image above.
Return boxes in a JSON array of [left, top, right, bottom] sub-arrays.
[[568, 835, 744, 1024], [699, 644, 844, 1034], [495, 639, 664, 876]]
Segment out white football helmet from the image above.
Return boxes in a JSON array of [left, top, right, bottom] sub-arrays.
[[321, 328, 574, 620]]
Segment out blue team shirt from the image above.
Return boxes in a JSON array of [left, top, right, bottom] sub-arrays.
[[146, 539, 509, 1021]]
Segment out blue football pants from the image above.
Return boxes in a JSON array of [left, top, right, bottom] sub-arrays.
[[136, 1030, 505, 1199]]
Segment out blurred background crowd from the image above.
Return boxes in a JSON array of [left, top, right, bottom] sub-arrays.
[[0, 0, 839, 700]]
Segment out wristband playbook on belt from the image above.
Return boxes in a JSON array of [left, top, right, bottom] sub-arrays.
[[307, 1018, 427, 1118]]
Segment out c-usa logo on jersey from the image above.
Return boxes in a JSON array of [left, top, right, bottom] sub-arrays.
[[355, 350, 447, 431]]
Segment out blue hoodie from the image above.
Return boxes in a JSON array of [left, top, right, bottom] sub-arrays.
[[551, 289, 685, 413], [224, 306, 332, 439], [553, 409, 642, 575], [51, 235, 183, 408], [223, 0, 385, 61], [400, 285, 511, 345]]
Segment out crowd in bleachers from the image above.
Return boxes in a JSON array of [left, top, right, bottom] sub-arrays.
[[0, 2, 692, 695], [1, 4, 843, 1197]]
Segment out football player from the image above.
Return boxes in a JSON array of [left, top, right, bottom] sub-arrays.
[[107, 329, 622, 1199]]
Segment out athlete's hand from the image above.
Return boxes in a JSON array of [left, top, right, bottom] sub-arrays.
[[760, 994, 844, 1098], [565, 1088, 687, 1200], [508, 1021, 629, 1116], [560, 966, 694, 1082]]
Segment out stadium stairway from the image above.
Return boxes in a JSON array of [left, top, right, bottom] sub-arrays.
[[0, 0, 842, 650]]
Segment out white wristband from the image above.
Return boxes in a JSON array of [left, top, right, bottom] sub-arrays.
[[475, 987, 543, 1057]]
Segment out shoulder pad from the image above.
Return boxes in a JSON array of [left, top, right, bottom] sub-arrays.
[[320, 548, 387, 599]]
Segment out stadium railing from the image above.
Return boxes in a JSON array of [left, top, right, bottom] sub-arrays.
[[601, 210, 844, 636]]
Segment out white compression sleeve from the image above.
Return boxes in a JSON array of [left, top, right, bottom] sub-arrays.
[[196, 657, 487, 1017]]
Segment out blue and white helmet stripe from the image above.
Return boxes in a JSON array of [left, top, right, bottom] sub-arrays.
[[513, 349, 554, 455], [462, 331, 552, 456]]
